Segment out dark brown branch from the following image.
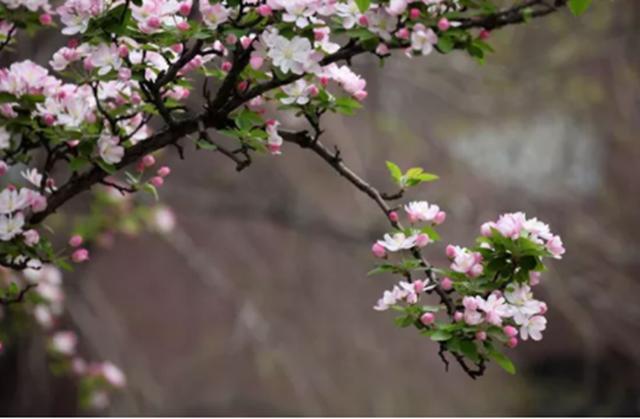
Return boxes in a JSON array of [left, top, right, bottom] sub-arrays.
[[197, 121, 251, 171], [0, 283, 37, 306]]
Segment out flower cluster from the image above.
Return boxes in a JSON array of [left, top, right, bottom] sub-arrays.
[[0, 0, 583, 387], [0, 265, 127, 409], [0, 0, 522, 269], [371, 194, 564, 374], [49, 329, 127, 409]]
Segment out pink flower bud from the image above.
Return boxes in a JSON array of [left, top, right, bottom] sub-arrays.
[[157, 166, 171, 177], [539, 302, 548, 315], [413, 280, 425, 294], [479, 29, 491, 40], [257, 4, 272, 16], [529, 271, 541, 286], [437, 17, 450, 31], [354, 90, 368, 101], [454, 311, 463, 322], [42, 114, 55, 126], [375, 43, 390, 55], [268, 143, 281, 155], [237, 80, 249, 92], [23, 229, 40, 246], [83, 57, 93, 71], [388, 211, 399, 222], [39, 13, 52, 25], [178, 2, 191, 16], [240, 36, 254, 49], [67, 140, 80, 148], [221, 61, 232, 72], [72, 248, 89, 263], [307, 84, 319, 97], [434, 211, 446, 225], [507, 337, 518, 348], [420, 312, 435, 326], [30, 194, 47, 212], [69, 235, 83, 247], [225, 34, 237, 45], [503, 325, 518, 337], [475, 331, 487, 341], [371, 242, 386, 258], [171, 43, 184, 53], [67, 38, 79, 48], [147, 16, 161, 29], [445, 244, 457, 259], [131, 93, 142, 105], [396, 28, 410, 40], [250, 55, 264, 70], [142, 154, 156, 167], [176, 21, 189, 31], [358, 15, 369, 26], [415, 233, 430, 248], [319, 76, 330, 87], [150, 176, 164, 187], [440, 277, 453, 291], [409, 8, 420, 20], [118, 44, 129, 58], [0, 161, 7, 176]]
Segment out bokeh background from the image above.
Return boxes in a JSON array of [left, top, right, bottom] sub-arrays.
[[1, 0, 640, 415]]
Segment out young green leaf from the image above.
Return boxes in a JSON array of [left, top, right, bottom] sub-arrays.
[[354, 0, 371, 13], [487, 346, 516, 374], [386, 161, 403, 184], [568, 0, 592, 16]]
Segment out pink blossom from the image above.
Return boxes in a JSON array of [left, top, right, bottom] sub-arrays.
[[440, 277, 453, 291], [72, 248, 89, 263], [437, 17, 450, 31], [503, 325, 518, 337], [150, 176, 164, 187], [23, 229, 40, 246], [157, 166, 171, 177], [371, 242, 386, 258], [69, 234, 83, 247], [420, 312, 435, 326], [546, 235, 565, 259]]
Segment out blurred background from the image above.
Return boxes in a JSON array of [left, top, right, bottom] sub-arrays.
[[1, 0, 640, 415]]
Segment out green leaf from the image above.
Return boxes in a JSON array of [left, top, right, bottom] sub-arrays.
[[486, 345, 516, 374], [437, 36, 455, 54], [0, 92, 17, 103], [568, 0, 592, 15], [354, 0, 371, 13], [385, 161, 402, 183], [429, 330, 453, 342], [143, 183, 159, 201], [421, 225, 441, 242], [394, 315, 415, 328], [334, 97, 362, 115], [69, 157, 90, 172], [459, 340, 480, 363], [234, 109, 263, 131], [421, 305, 441, 313]]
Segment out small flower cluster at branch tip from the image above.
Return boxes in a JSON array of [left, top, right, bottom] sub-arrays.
[[371, 197, 564, 375]]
